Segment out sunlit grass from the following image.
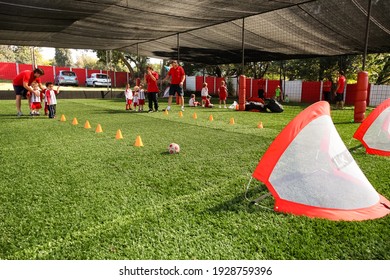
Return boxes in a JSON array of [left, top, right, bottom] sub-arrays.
[[0, 99, 388, 260]]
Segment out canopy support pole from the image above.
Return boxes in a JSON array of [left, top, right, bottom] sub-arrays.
[[135, 43, 142, 86], [362, 0, 372, 71], [241, 18, 245, 74], [31, 46, 36, 69], [177, 33, 180, 62]]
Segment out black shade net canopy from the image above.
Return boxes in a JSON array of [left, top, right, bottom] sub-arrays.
[[0, 0, 389, 64]]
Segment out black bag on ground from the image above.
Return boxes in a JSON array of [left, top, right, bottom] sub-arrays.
[[265, 99, 284, 113], [245, 102, 267, 112]]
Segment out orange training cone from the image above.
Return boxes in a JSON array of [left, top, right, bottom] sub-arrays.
[[84, 120, 91, 129], [72, 118, 78, 125], [192, 112, 197, 119], [178, 111, 183, 117], [115, 129, 123, 140], [134, 135, 144, 147], [95, 124, 103, 133], [164, 110, 169, 115], [257, 121, 264, 129], [60, 114, 66, 122], [229, 117, 235, 125], [209, 114, 214, 121]]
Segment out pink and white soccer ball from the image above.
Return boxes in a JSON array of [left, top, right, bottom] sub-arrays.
[[168, 143, 180, 154]]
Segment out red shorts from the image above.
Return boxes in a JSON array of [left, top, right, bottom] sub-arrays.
[[138, 99, 145, 105], [127, 99, 133, 105], [219, 94, 227, 101], [133, 102, 138, 107], [31, 102, 42, 110], [201, 96, 207, 100]]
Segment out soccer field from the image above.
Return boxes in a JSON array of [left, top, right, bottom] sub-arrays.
[[0, 99, 389, 260]]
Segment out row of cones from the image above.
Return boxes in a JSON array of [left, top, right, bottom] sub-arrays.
[[164, 111, 264, 128], [60, 115, 144, 146], [64, 114, 264, 129], [162, 112, 263, 128]]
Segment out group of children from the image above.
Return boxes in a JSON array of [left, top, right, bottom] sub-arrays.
[[28, 81, 60, 118], [188, 80, 228, 109], [124, 83, 146, 112], [123, 80, 229, 111]]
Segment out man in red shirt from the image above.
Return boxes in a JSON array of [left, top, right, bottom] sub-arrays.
[[12, 68, 45, 116], [163, 60, 186, 112], [322, 77, 332, 103], [257, 78, 265, 99], [144, 65, 160, 112], [335, 71, 346, 109]]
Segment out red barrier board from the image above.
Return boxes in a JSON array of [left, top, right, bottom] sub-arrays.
[[301, 81, 321, 104]]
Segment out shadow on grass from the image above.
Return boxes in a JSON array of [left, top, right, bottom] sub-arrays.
[[207, 186, 273, 214], [348, 144, 363, 153], [90, 109, 136, 115]]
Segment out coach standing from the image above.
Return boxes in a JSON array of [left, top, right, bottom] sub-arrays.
[[12, 68, 45, 116], [145, 65, 159, 112], [163, 60, 186, 112]]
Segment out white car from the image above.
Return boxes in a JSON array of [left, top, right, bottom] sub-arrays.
[[85, 73, 112, 87]]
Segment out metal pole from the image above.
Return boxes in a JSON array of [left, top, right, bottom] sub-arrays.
[[241, 18, 245, 74], [110, 50, 113, 98], [31, 46, 36, 69], [362, 0, 372, 71], [177, 33, 180, 62]]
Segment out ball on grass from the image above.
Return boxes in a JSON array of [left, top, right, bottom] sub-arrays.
[[168, 143, 180, 154]]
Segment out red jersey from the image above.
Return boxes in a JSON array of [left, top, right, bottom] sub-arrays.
[[336, 75, 346, 94], [13, 70, 41, 86], [146, 71, 159, 92], [323, 80, 332, 92], [219, 85, 227, 100], [168, 66, 185, 84]]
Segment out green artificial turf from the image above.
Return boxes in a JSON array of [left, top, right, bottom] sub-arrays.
[[0, 98, 389, 260]]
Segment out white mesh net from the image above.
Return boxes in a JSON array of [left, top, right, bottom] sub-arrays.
[[269, 115, 379, 209], [362, 107, 390, 152]]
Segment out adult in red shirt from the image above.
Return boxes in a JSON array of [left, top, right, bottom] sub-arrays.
[[12, 68, 45, 116], [257, 78, 265, 99], [144, 65, 160, 112], [163, 60, 186, 112], [335, 71, 346, 109], [322, 78, 332, 103]]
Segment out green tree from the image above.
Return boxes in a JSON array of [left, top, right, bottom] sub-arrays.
[[0, 45, 43, 65], [0, 45, 15, 62], [54, 48, 72, 66], [365, 53, 390, 84], [95, 50, 148, 78], [75, 52, 102, 69]]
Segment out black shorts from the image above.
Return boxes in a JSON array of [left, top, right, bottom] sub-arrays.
[[335, 93, 344, 102], [13, 85, 28, 98], [169, 84, 183, 96]]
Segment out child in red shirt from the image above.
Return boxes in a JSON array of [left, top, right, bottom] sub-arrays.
[[205, 96, 214, 108], [218, 80, 228, 108]]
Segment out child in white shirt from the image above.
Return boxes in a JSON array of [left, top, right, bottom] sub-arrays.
[[201, 82, 208, 107], [133, 86, 139, 111], [138, 84, 145, 112], [45, 82, 60, 118], [189, 94, 200, 107], [29, 82, 42, 116], [124, 84, 133, 110]]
